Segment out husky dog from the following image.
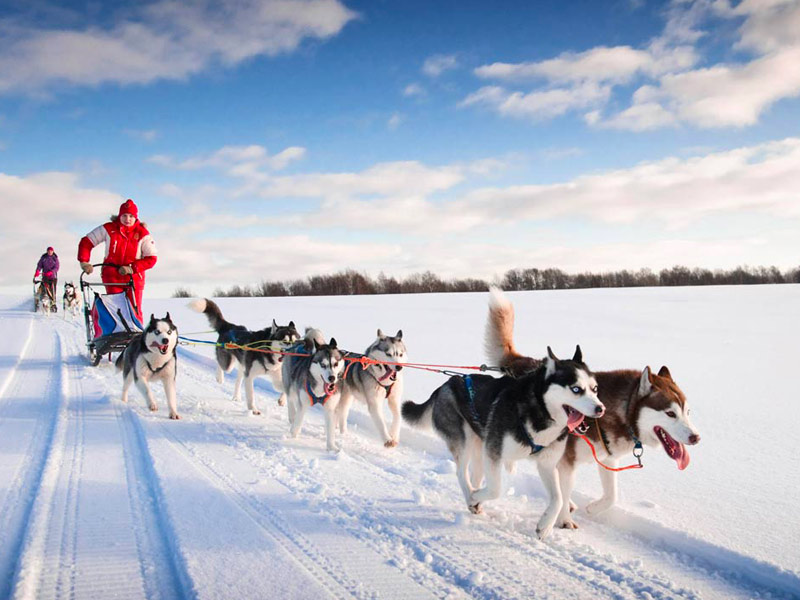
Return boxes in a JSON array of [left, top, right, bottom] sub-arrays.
[[402, 346, 604, 540], [116, 313, 180, 419], [483, 287, 701, 529], [62, 282, 81, 320], [188, 298, 299, 414], [282, 328, 346, 451], [336, 329, 407, 448]]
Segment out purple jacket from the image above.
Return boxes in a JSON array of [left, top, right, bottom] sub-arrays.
[[35, 253, 60, 278]]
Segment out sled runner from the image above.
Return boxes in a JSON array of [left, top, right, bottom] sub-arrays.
[[80, 263, 142, 366]]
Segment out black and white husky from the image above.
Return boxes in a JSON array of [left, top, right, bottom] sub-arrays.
[[62, 282, 80, 320], [116, 313, 180, 419], [282, 328, 346, 451], [484, 287, 701, 529], [402, 347, 604, 540], [336, 329, 407, 448], [188, 298, 299, 414]]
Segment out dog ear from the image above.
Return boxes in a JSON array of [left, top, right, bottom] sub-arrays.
[[289, 321, 295, 328], [545, 346, 557, 378], [149, 313, 155, 323], [572, 345, 582, 363], [395, 329, 403, 340], [271, 319, 277, 335], [165, 311, 172, 323], [639, 366, 653, 397], [377, 328, 384, 339], [657, 365, 673, 380], [329, 337, 338, 349]]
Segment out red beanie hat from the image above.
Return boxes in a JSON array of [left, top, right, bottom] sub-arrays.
[[118, 199, 139, 218], [47, 246, 54, 252]]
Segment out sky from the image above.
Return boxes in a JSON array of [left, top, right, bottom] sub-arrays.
[[1, 0, 799, 297]]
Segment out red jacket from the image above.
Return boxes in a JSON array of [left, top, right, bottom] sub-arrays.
[[78, 219, 157, 320]]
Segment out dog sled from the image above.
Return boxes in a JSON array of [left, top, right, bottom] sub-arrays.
[[80, 263, 143, 366], [33, 278, 57, 314]]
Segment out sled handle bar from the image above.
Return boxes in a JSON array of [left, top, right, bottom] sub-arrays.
[[79, 263, 135, 288]]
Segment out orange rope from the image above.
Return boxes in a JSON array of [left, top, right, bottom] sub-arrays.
[[573, 433, 643, 472]]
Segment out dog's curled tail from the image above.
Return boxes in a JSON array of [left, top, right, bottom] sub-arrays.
[[187, 298, 229, 332], [484, 286, 540, 377], [401, 398, 434, 430], [304, 327, 326, 346]]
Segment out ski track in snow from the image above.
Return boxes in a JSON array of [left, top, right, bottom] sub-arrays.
[[0, 300, 798, 599]]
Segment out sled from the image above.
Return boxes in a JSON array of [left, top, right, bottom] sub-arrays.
[[80, 263, 142, 366], [33, 278, 57, 314]]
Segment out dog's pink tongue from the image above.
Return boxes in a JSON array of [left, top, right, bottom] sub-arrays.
[[566, 408, 584, 432], [675, 444, 690, 470]]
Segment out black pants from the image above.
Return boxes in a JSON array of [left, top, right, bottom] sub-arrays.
[[41, 277, 57, 310]]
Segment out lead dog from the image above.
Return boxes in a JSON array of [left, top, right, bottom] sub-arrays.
[[282, 328, 346, 451], [336, 329, 407, 448], [62, 282, 81, 320], [116, 313, 180, 419], [188, 298, 299, 414], [402, 346, 604, 540], [483, 287, 701, 529]]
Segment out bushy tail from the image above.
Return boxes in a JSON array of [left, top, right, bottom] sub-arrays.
[[187, 298, 230, 333], [484, 286, 540, 377], [304, 327, 325, 346], [401, 397, 434, 430]]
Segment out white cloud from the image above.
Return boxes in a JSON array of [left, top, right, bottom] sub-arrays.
[[467, 0, 800, 130], [149, 144, 307, 177], [474, 45, 696, 84], [387, 113, 403, 130], [422, 54, 458, 78], [123, 128, 159, 142], [460, 82, 611, 120], [4, 139, 800, 296], [594, 0, 800, 130], [402, 82, 426, 97], [0, 0, 357, 95]]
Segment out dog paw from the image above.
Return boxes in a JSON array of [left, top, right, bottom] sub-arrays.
[[468, 503, 483, 514], [277, 398, 286, 407], [149, 404, 158, 412], [569, 499, 578, 513], [251, 409, 261, 416], [536, 523, 554, 540], [586, 499, 612, 516], [558, 518, 579, 530], [384, 439, 398, 448], [169, 413, 181, 420]]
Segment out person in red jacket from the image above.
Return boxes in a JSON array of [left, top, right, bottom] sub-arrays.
[[77, 199, 157, 323]]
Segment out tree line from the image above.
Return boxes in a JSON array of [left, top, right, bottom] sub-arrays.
[[173, 264, 800, 298]]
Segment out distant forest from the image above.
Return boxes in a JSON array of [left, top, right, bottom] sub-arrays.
[[173, 264, 800, 298]]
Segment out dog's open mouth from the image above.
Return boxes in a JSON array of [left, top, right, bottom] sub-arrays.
[[150, 342, 170, 355], [324, 382, 337, 395], [563, 405, 585, 432], [654, 426, 689, 470]]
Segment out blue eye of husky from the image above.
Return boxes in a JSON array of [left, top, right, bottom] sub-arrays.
[[571, 386, 582, 394]]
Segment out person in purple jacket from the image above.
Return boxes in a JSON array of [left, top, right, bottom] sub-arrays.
[[34, 246, 60, 312]]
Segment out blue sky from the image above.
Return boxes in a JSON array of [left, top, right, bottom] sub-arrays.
[[2, 0, 799, 296]]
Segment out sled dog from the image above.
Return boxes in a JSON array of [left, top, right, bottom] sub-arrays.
[[402, 345, 604, 539], [62, 282, 81, 320], [336, 329, 407, 448], [282, 328, 346, 451], [188, 298, 299, 414], [483, 287, 701, 529], [116, 313, 180, 419]]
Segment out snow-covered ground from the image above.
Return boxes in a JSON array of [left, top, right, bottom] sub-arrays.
[[0, 285, 798, 599]]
